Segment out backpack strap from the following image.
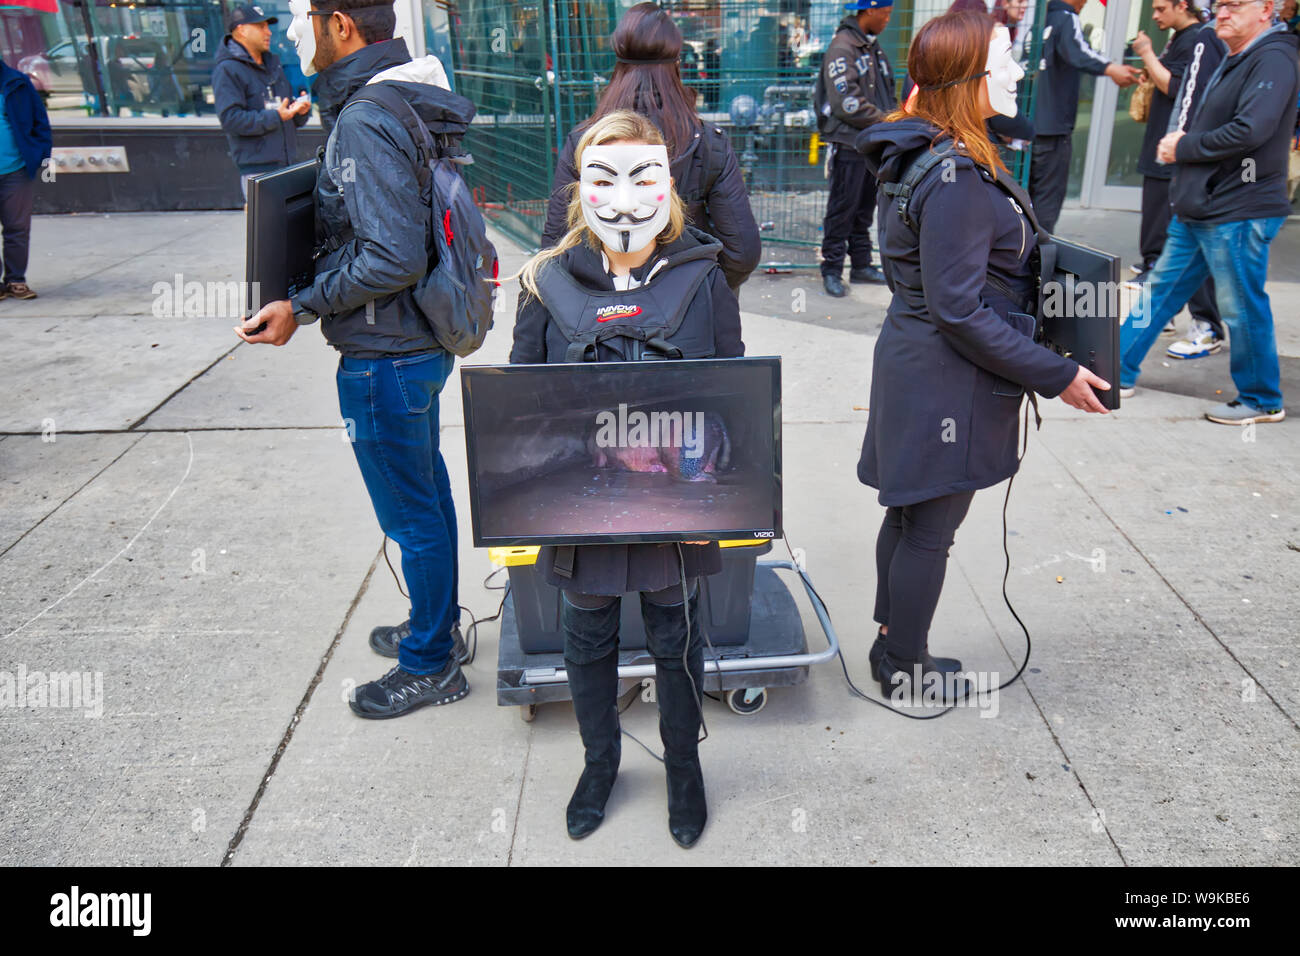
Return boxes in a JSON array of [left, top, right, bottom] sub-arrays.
[[341, 82, 435, 192], [879, 140, 957, 231]]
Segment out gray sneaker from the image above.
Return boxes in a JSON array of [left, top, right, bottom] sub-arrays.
[[1204, 401, 1285, 425], [370, 619, 470, 664]]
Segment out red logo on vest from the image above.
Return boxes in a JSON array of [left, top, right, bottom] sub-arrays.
[[595, 304, 643, 323]]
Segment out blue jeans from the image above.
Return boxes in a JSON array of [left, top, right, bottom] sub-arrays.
[[337, 350, 459, 674], [1120, 215, 1285, 411]]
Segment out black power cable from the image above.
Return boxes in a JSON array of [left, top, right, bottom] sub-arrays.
[[794, 401, 1035, 720], [381, 535, 507, 668]]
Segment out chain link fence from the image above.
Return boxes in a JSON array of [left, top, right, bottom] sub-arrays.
[[448, 0, 1046, 268]]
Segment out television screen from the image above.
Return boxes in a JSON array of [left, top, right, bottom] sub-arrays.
[[461, 358, 782, 547]]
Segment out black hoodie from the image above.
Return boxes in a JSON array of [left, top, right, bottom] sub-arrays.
[[855, 119, 1077, 507], [1170, 24, 1300, 224]]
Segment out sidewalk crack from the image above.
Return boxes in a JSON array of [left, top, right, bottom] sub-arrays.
[[221, 545, 383, 866]]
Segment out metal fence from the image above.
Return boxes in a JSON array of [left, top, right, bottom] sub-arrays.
[[447, 0, 1047, 268]]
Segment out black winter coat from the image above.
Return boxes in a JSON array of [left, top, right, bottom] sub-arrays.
[[509, 229, 744, 595], [294, 40, 455, 358], [212, 36, 307, 169], [815, 17, 897, 147], [856, 120, 1078, 507], [541, 121, 761, 291]]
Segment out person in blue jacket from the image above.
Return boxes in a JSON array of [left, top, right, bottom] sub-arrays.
[[0, 56, 51, 301], [857, 10, 1111, 702], [213, 3, 311, 198]]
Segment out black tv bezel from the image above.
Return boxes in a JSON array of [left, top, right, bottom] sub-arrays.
[[244, 158, 318, 318], [1044, 236, 1123, 411], [460, 357, 783, 548]]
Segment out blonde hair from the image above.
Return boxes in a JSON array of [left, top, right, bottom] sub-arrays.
[[509, 109, 687, 297]]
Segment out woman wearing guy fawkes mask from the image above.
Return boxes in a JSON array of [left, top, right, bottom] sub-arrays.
[[509, 110, 743, 848], [855, 11, 1111, 704]]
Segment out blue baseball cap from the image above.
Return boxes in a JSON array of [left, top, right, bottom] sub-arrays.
[[227, 3, 278, 32], [846, 0, 893, 9]]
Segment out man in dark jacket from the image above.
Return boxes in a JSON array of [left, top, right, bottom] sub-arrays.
[[1118, 0, 1298, 425], [1029, 0, 1139, 231], [213, 4, 311, 198], [816, 0, 897, 297], [239, 0, 470, 718], [0, 57, 51, 301], [1131, 3, 1224, 358]]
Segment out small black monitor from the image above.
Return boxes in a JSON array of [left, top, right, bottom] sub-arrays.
[[1042, 237, 1123, 410], [461, 358, 783, 547], [245, 159, 318, 318]]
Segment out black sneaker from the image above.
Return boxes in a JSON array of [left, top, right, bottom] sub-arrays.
[[370, 619, 469, 664], [348, 659, 469, 719], [849, 265, 886, 284], [822, 273, 848, 297]]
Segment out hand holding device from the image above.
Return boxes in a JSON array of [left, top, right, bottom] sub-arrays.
[[236, 299, 297, 346], [1059, 366, 1110, 414]]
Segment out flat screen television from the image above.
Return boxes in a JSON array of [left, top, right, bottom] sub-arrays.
[[1042, 236, 1123, 410], [461, 358, 782, 547], [244, 158, 318, 319]]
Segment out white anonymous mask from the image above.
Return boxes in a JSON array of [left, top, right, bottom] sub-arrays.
[[287, 0, 317, 77], [985, 25, 1024, 119], [578, 143, 672, 255]]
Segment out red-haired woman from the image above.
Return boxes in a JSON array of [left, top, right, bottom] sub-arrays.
[[855, 11, 1111, 699], [541, 2, 760, 292]]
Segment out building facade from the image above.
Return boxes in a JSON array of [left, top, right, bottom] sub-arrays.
[[2, 0, 1210, 241]]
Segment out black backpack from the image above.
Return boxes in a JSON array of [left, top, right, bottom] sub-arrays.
[[333, 81, 498, 357], [881, 140, 1059, 334]]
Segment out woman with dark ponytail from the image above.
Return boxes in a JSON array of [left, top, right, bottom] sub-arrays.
[[541, 2, 760, 292]]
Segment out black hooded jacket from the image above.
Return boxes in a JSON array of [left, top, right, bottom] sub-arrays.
[[815, 15, 897, 147], [541, 121, 761, 291], [293, 39, 458, 358], [1170, 24, 1300, 224], [855, 119, 1078, 507], [510, 226, 743, 595], [212, 36, 308, 169]]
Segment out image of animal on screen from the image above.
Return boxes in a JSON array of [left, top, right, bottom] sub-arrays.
[[462, 359, 781, 544]]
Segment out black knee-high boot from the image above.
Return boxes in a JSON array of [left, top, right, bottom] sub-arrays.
[[564, 649, 621, 838], [562, 598, 622, 840], [643, 596, 707, 848]]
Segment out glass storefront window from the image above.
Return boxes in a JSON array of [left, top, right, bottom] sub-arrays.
[[0, 0, 306, 120]]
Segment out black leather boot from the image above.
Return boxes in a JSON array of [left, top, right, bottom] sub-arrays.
[[561, 597, 622, 840], [868, 627, 962, 675], [643, 597, 708, 849], [873, 648, 970, 705]]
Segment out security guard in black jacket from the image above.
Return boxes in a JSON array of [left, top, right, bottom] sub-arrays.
[[816, 0, 897, 297]]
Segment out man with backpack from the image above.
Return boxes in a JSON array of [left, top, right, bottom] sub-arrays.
[[240, 0, 496, 718]]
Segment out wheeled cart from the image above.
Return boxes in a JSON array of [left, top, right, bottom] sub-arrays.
[[492, 541, 840, 721]]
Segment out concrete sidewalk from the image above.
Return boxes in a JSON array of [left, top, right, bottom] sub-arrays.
[[0, 209, 1295, 866]]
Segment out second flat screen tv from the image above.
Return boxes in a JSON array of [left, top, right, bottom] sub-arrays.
[[461, 358, 782, 547]]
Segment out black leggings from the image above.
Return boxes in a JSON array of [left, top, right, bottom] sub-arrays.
[[872, 491, 976, 662]]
